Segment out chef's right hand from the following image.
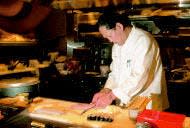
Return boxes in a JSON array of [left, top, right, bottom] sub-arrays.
[[91, 88, 116, 108]]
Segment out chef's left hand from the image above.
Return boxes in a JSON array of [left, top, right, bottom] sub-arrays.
[[91, 89, 116, 108]]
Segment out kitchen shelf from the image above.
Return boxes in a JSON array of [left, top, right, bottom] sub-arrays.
[[0, 41, 37, 46], [0, 67, 36, 76], [80, 32, 101, 37], [0, 63, 50, 76]]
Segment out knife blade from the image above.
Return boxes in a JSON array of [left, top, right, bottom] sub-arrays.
[[80, 104, 95, 115]]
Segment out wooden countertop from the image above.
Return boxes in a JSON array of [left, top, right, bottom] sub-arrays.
[[28, 97, 190, 128], [28, 97, 135, 128]]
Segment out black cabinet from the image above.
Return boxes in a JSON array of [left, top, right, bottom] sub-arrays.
[[167, 80, 190, 116]]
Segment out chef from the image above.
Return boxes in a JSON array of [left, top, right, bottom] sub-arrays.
[[91, 11, 169, 111]]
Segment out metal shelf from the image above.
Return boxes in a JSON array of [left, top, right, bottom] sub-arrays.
[[0, 67, 36, 76], [0, 41, 37, 46]]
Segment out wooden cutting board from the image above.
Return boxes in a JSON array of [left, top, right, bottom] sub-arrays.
[[28, 97, 136, 128]]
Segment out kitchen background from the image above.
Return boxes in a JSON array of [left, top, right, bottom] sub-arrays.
[[0, 0, 190, 117]]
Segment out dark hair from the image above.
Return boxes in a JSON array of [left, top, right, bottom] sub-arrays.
[[97, 11, 131, 29]]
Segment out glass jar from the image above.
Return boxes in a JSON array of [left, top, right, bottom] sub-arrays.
[[136, 122, 152, 128]]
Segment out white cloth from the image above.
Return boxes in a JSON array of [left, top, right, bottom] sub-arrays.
[[104, 26, 169, 110]]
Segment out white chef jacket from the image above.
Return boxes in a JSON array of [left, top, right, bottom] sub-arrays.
[[104, 26, 169, 110]]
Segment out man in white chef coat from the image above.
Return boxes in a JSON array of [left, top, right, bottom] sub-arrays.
[[91, 11, 169, 111]]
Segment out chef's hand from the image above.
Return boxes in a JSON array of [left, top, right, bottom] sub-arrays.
[[91, 88, 116, 108]]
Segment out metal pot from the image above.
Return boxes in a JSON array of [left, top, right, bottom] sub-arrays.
[[0, 77, 40, 98]]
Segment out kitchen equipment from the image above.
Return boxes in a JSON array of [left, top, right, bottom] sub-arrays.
[[0, 77, 40, 98], [137, 109, 186, 128], [0, 104, 25, 121], [67, 41, 85, 57], [73, 47, 91, 71], [99, 65, 110, 77], [151, 16, 179, 35]]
